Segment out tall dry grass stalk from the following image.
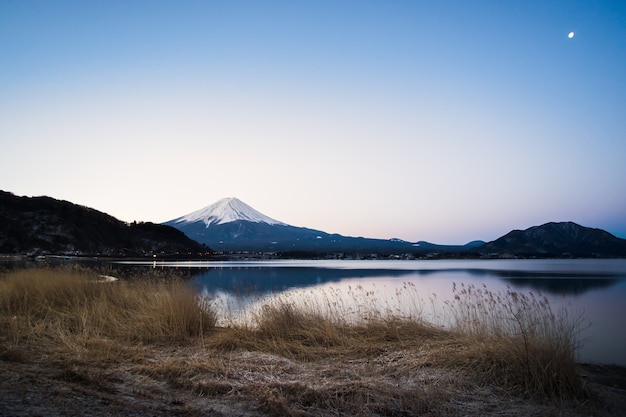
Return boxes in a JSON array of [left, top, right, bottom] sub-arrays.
[[0, 267, 216, 348], [443, 283, 587, 398], [212, 281, 428, 329]]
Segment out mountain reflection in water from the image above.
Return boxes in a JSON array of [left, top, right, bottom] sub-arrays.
[[107, 259, 626, 296], [180, 263, 624, 296]]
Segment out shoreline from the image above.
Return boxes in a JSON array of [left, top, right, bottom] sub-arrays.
[[2, 266, 625, 415]]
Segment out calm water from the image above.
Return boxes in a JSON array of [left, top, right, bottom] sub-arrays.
[[114, 259, 626, 366]]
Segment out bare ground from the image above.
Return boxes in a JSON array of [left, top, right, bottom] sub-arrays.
[[1, 342, 625, 417]]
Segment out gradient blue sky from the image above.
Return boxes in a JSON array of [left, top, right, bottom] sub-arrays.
[[1, 0, 625, 244]]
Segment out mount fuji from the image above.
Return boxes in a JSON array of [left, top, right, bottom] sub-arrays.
[[168, 197, 286, 228], [163, 197, 482, 255]]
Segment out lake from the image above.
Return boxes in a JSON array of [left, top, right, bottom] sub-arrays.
[[113, 258, 626, 366]]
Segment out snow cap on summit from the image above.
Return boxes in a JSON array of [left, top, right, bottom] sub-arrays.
[[169, 197, 286, 227]]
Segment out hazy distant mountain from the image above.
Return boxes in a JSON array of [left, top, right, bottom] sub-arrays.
[[0, 191, 207, 257], [479, 222, 626, 257], [164, 197, 481, 255]]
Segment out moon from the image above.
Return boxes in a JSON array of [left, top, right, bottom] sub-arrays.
[[568, 31, 575, 38]]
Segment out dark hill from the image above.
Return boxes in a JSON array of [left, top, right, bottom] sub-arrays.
[[0, 191, 208, 257], [172, 219, 422, 254], [479, 222, 626, 257]]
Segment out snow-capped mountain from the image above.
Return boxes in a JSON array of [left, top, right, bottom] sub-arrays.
[[168, 197, 286, 227], [163, 197, 482, 255]]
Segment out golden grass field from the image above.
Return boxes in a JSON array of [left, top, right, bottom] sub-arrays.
[[1, 267, 622, 416]]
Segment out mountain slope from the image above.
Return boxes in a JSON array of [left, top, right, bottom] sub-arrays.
[[0, 191, 208, 257], [479, 222, 626, 257], [164, 198, 479, 255]]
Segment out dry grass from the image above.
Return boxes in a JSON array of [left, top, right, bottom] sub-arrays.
[[442, 283, 587, 398], [0, 267, 591, 416], [0, 267, 216, 347]]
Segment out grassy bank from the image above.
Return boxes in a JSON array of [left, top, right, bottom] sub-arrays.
[[0, 267, 589, 416], [0, 267, 216, 345]]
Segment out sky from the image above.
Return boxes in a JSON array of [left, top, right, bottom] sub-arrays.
[[1, 0, 625, 244]]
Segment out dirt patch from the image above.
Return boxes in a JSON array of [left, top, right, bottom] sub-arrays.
[[1, 344, 624, 417]]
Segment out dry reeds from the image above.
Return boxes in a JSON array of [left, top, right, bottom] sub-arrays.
[[0, 267, 216, 348], [0, 267, 589, 414], [208, 281, 587, 400], [443, 283, 587, 398]]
